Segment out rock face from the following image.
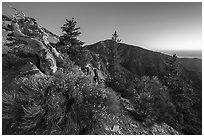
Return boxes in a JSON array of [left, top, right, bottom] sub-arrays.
[[2, 12, 60, 75]]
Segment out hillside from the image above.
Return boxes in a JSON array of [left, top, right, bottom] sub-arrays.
[[86, 40, 202, 83], [85, 39, 202, 134], [2, 12, 201, 135], [86, 40, 202, 97]]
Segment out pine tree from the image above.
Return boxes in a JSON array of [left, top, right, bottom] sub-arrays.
[[106, 31, 125, 91], [130, 76, 177, 126], [164, 54, 181, 88], [163, 54, 198, 133], [112, 31, 121, 43], [59, 18, 84, 48], [110, 31, 121, 68]]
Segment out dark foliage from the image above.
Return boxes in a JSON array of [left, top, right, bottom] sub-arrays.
[[2, 53, 28, 70], [129, 76, 177, 126], [58, 18, 84, 50], [112, 31, 121, 43], [163, 54, 201, 134]]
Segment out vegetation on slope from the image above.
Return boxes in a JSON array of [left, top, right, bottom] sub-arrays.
[[2, 10, 201, 135]]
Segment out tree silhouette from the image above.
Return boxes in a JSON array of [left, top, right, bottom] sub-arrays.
[[59, 18, 84, 48], [112, 31, 121, 43], [109, 31, 121, 74]]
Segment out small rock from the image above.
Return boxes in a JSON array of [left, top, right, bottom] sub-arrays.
[[112, 125, 120, 132]]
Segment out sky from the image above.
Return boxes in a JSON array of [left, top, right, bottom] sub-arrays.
[[2, 2, 202, 51]]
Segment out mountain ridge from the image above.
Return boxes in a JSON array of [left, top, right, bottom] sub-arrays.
[[86, 39, 201, 81], [2, 13, 201, 135]]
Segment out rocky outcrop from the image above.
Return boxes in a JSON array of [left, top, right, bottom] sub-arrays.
[[2, 12, 60, 75]]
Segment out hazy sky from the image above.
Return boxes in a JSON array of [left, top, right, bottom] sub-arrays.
[[2, 2, 202, 51]]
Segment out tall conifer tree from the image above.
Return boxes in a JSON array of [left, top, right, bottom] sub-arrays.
[[59, 18, 84, 48]]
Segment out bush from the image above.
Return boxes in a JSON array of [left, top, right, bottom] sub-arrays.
[[55, 53, 75, 71], [3, 66, 121, 135], [130, 76, 177, 126]]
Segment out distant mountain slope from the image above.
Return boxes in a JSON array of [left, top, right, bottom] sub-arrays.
[[178, 58, 202, 74], [160, 50, 202, 59], [85, 40, 202, 90], [178, 58, 202, 91], [86, 40, 169, 77]]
